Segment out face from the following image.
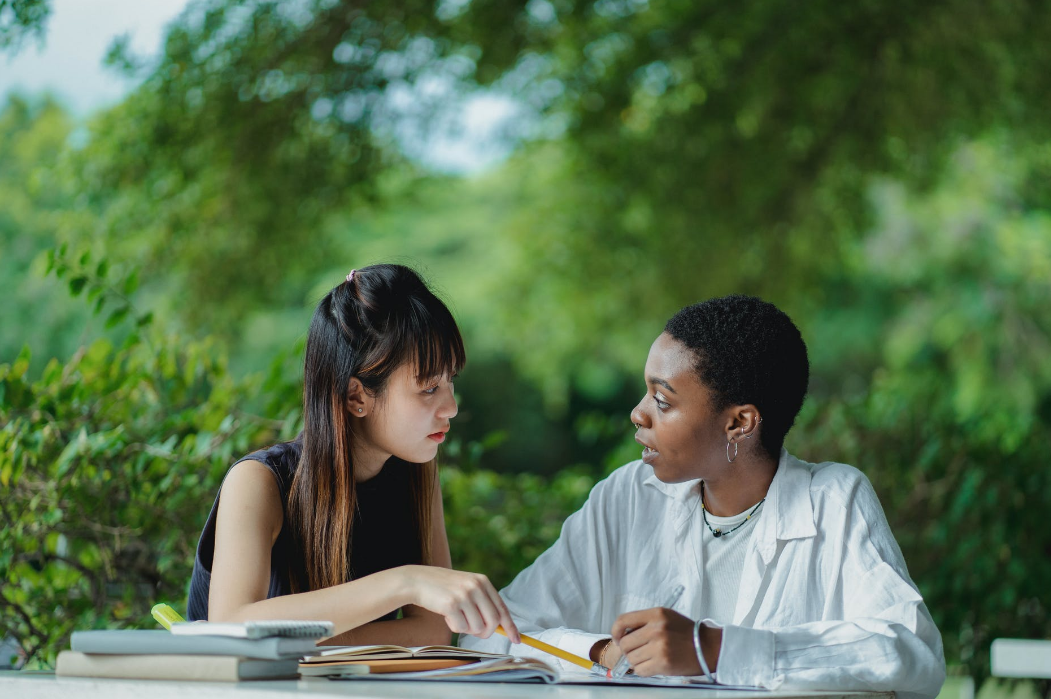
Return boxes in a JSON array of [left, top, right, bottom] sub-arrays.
[[357, 362, 459, 465], [629, 332, 739, 484]]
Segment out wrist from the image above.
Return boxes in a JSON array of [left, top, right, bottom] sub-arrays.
[[387, 566, 418, 608], [700, 624, 722, 671], [590, 638, 611, 663]]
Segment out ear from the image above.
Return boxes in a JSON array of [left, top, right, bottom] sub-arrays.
[[346, 377, 375, 417], [726, 404, 763, 443]]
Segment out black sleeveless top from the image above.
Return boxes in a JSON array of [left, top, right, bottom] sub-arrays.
[[187, 436, 422, 621]]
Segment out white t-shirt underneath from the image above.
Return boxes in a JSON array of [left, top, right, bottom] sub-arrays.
[[699, 496, 765, 625]]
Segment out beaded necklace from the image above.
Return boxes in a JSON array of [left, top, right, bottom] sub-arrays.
[[700, 481, 765, 538]]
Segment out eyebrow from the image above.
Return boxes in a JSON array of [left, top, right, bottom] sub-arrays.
[[420, 372, 458, 383], [648, 377, 677, 394]]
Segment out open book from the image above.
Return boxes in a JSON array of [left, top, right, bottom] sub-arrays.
[[324, 655, 763, 689], [303, 644, 508, 663], [300, 645, 509, 678]]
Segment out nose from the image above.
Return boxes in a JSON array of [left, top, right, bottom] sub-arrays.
[[630, 399, 649, 429], [437, 384, 458, 420]]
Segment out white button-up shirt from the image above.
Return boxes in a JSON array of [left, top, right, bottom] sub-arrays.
[[460, 451, 946, 699]]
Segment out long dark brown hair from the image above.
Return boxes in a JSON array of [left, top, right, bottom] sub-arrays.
[[287, 264, 466, 593]]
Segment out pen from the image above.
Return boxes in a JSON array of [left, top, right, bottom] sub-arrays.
[[151, 603, 186, 631], [610, 583, 686, 678], [495, 626, 609, 676]]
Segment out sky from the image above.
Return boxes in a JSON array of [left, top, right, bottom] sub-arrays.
[[0, 0, 188, 115], [0, 0, 519, 173]]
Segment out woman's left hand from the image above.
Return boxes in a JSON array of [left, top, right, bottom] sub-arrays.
[[611, 607, 722, 677]]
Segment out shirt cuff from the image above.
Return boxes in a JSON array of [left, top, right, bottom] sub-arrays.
[[555, 630, 609, 674], [707, 621, 777, 688]]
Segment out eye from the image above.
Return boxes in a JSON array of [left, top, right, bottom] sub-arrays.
[[422, 385, 439, 395], [653, 394, 670, 411]]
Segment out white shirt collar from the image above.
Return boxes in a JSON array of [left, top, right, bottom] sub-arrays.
[[641, 449, 816, 564]]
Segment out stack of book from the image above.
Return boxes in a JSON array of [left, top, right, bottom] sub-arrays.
[[57, 621, 333, 682]]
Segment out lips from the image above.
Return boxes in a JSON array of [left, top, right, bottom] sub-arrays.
[[428, 430, 448, 443], [635, 435, 659, 464]]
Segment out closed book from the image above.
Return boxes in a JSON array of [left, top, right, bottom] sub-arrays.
[[71, 630, 319, 660], [170, 620, 332, 639], [56, 651, 299, 681]]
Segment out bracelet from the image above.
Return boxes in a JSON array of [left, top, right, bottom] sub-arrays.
[[693, 619, 715, 683]]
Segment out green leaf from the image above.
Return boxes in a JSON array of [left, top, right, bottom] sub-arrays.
[[122, 271, 140, 296], [12, 345, 31, 379], [68, 276, 88, 296], [96, 260, 109, 279], [105, 306, 130, 329], [136, 311, 154, 327]]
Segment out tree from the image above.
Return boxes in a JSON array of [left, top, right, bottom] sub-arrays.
[[0, 0, 49, 53], [448, 0, 1051, 399]]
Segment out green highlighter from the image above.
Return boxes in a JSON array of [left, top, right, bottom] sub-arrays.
[[151, 603, 186, 630]]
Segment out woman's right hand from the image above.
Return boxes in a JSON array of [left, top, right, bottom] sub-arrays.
[[400, 565, 522, 643]]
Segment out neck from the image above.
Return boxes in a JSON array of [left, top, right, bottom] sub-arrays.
[[350, 434, 389, 483], [702, 450, 779, 517]]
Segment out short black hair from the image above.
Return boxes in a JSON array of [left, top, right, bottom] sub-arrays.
[[664, 295, 809, 458]]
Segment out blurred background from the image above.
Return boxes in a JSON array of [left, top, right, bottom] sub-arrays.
[[1, 0, 1049, 695]]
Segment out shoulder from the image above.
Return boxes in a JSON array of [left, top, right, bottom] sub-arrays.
[[240, 438, 302, 490], [798, 456, 881, 511], [218, 459, 284, 540], [791, 454, 898, 551], [779, 453, 889, 529]]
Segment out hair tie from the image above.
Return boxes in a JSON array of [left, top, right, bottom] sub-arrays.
[[346, 269, 356, 284]]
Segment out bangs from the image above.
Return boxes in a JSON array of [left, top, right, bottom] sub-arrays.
[[410, 313, 466, 383], [355, 294, 466, 384]]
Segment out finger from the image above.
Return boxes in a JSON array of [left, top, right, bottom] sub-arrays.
[[632, 657, 661, 678], [444, 612, 467, 635], [617, 626, 652, 656], [612, 609, 655, 640], [481, 584, 521, 644], [624, 642, 656, 674], [458, 598, 487, 637], [468, 586, 501, 638]]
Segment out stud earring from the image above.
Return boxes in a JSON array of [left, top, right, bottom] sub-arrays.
[[357, 408, 363, 413]]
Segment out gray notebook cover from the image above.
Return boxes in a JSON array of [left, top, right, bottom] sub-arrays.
[[71, 630, 320, 660]]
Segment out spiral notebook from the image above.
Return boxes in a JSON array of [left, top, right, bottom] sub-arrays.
[[170, 620, 334, 640]]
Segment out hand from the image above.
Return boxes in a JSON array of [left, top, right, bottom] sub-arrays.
[[400, 565, 521, 643], [611, 607, 722, 677]]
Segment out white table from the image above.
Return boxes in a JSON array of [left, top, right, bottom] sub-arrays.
[[1, 672, 895, 699], [990, 639, 1051, 679]]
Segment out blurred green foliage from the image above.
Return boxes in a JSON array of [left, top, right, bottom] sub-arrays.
[[1, 0, 1049, 686], [0, 0, 49, 53]]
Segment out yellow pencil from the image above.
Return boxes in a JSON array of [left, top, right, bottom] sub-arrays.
[[496, 625, 609, 676]]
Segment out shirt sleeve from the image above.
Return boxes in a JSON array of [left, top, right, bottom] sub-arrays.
[[458, 470, 625, 673], [713, 477, 946, 699]]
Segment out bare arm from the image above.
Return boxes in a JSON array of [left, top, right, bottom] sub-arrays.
[[208, 460, 417, 633], [208, 461, 516, 643]]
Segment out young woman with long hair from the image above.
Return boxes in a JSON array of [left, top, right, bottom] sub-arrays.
[[187, 264, 521, 646]]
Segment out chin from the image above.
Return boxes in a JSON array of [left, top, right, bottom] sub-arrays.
[[652, 464, 695, 484], [401, 444, 439, 464]]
